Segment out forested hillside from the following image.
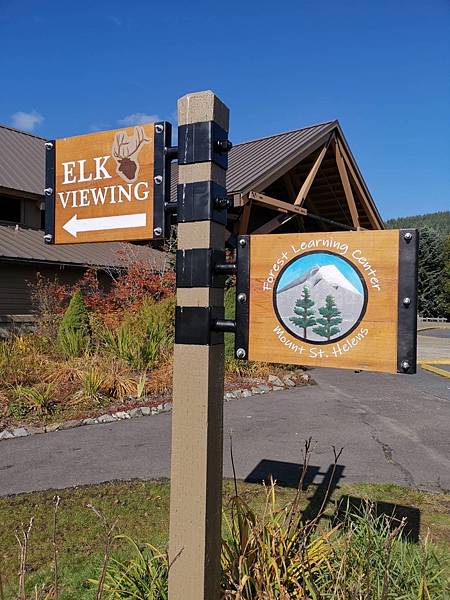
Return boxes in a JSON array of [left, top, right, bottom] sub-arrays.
[[386, 211, 450, 239], [386, 211, 450, 319]]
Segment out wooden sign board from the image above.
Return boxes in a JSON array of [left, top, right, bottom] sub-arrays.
[[235, 230, 418, 374], [45, 122, 171, 244]]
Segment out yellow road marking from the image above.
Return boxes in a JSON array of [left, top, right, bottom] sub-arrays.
[[418, 358, 450, 365], [419, 361, 450, 379]]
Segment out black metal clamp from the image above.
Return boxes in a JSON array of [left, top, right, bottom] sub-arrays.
[[178, 121, 232, 169]]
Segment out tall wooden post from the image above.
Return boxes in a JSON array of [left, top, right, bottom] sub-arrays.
[[169, 91, 230, 600]]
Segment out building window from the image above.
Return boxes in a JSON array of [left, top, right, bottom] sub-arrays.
[[0, 196, 21, 223]]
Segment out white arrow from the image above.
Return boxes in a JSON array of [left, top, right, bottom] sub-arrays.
[[62, 213, 147, 238]]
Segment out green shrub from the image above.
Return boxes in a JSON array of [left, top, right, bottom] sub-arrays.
[[57, 291, 90, 358], [314, 501, 448, 599], [7, 383, 55, 418], [101, 297, 174, 370], [90, 537, 168, 599]]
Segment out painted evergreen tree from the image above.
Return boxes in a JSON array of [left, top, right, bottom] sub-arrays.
[[289, 286, 316, 339], [313, 294, 343, 340]]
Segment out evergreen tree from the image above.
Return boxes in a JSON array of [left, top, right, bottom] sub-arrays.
[[289, 286, 316, 339], [57, 290, 90, 357], [442, 234, 450, 320], [417, 227, 444, 318], [313, 295, 343, 340]]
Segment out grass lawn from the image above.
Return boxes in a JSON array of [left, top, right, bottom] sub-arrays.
[[1, 479, 449, 599]]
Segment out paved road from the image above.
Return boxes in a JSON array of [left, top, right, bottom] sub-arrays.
[[1, 367, 449, 496], [417, 329, 450, 361]]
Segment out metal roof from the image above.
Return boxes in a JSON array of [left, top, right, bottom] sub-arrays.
[[0, 224, 167, 270], [0, 125, 45, 196], [169, 121, 338, 200], [227, 121, 337, 193]]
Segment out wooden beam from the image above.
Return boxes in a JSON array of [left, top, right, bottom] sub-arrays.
[[333, 139, 360, 228], [337, 139, 382, 229], [252, 213, 295, 234], [248, 191, 307, 216], [294, 141, 329, 205], [238, 201, 252, 234]]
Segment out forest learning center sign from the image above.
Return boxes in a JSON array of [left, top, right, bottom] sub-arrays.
[[45, 123, 169, 244], [236, 230, 418, 374]]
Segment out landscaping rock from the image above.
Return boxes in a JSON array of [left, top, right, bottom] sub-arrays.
[[242, 390, 252, 397], [300, 373, 311, 383], [59, 420, 82, 430], [268, 375, 285, 387], [272, 386, 285, 391], [97, 414, 117, 423], [11, 427, 29, 438], [0, 430, 14, 440], [282, 376, 296, 387], [82, 418, 98, 426], [129, 408, 143, 418], [45, 423, 63, 433], [224, 392, 234, 401], [257, 384, 271, 393], [25, 425, 45, 434], [140, 407, 152, 416], [113, 411, 130, 420], [251, 387, 263, 395]]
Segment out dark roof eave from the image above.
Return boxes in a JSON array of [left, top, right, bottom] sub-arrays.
[[0, 256, 124, 270]]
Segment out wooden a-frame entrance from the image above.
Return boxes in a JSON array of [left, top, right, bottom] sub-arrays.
[[228, 123, 384, 236]]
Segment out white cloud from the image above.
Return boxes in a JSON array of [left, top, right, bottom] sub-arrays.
[[118, 113, 160, 127], [11, 110, 44, 132]]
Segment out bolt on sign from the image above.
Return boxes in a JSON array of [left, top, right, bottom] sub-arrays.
[[44, 122, 171, 244], [235, 230, 418, 374]]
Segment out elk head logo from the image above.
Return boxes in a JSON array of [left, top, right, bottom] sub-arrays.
[[112, 126, 149, 182]]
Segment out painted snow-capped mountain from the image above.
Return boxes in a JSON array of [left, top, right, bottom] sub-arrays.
[[276, 263, 364, 342], [278, 264, 362, 296]]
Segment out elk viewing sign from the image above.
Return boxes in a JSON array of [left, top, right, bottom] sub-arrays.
[[45, 122, 171, 244], [235, 229, 418, 374]]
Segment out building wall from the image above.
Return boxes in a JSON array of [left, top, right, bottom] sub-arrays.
[[0, 262, 109, 315]]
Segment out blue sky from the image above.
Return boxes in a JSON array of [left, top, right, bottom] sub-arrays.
[[0, 0, 448, 219], [277, 254, 364, 296]]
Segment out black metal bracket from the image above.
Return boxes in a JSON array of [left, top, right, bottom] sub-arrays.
[[44, 140, 55, 244], [153, 121, 173, 240], [175, 306, 225, 345], [234, 235, 250, 360], [177, 181, 228, 225], [213, 319, 236, 333], [165, 146, 178, 161], [397, 229, 419, 374], [178, 122, 232, 169], [176, 248, 226, 288]]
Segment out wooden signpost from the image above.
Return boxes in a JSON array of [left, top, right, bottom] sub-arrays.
[[43, 91, 419, 600], [44, 122, 171, 244], [235, 230, 418, 374]]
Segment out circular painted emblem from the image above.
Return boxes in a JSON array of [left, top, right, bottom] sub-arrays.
[[273, 251, 368, 344]]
